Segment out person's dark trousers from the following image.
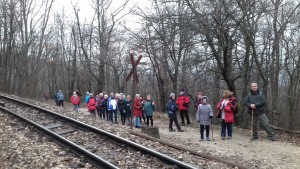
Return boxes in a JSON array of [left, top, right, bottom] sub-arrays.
[[120, 110, 126, 125], [90, 109, 96, 116], [146, 116, 153, 126], [109, 110, 113, 122], [126, 111, 132, 125], [100, 108, 105, 119], [59, 100, 64, 107], [180, 110, 190, 125], [221, 120, 232, 137], [96, 108, 101, 117], [253, 113, 275, 138], [200, 125, 210, 139], [141, 111, 146, 124], [55, 99, 59, 106], [106, 109, 110, 121], [169, 116, 181, 130], [112, 110, 118, 123]]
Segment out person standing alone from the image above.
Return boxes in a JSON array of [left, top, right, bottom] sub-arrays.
[[56, 90, 64, 107], [245, 83, 276, 141]]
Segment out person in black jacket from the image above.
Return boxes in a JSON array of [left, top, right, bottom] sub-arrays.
[[125, 95, 132, 126], [118, 94, 126, 125], [245, 83, 276, 141]]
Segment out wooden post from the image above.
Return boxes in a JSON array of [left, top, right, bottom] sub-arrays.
[[126, 54, 142, 129]]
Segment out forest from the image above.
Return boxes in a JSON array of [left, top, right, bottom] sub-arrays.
[[0, 0, 300, 130]]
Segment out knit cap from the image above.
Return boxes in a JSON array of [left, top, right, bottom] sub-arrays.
[[201, 96, 208, 101], [170, 93, 175, 97]]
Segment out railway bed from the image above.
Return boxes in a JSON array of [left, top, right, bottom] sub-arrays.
[[0, 94, 246, 168]]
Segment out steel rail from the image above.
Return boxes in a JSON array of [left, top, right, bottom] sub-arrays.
[[0, 105, 118, 169], [0, 95, 196, 169], [129, 130, 248, 169]]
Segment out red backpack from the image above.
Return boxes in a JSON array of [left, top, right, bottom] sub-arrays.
[[88, 97, 97, 110]]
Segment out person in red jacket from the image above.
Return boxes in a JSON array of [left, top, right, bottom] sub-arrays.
[[71, 92, 80, 113], [176, 89, 191, 125], [216, 90, 236, 140], [88, 93, 97, 116], [133, 94, 142, 128]]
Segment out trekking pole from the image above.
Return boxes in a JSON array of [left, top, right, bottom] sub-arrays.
[[211, 118, 214, 141], [250, 109, 254, 141]]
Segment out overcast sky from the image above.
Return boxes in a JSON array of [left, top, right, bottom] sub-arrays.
[[51, 0, 149, 29]]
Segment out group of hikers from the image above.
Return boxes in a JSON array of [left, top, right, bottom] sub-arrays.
[[69, 91, 155, 127], [54, 82, 276, 141]]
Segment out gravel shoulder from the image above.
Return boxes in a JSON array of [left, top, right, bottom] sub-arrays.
[[154, 114, 300, 169]]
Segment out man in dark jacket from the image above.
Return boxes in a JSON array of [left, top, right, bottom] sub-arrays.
[[245, 83, 276, 141]]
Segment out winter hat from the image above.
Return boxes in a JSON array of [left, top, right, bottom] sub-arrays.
[[201, 96, 208, 101], [73, 92, 76, 95], [170, 93, 175, 97], [90, 93, 93, 96]]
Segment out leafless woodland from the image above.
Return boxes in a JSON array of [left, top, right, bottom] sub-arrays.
[[1, 0, 300, 130]]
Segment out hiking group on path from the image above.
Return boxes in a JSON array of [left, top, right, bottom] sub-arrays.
[[53, 82, 276, 141]]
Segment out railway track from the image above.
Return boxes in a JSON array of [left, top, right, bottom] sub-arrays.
[[0, 95, 196, 169]]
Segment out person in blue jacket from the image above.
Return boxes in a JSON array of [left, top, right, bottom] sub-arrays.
[[167, 93, 184, 132], [85, 92, 90, 104], [56, 90, 64, 107]]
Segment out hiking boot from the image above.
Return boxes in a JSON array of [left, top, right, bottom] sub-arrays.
[[187, 122, 191, 126], [169, 129, 175, 132], [269, 135, 276, 141], [178, 129, 184, 132], [206, 137, 211, 141], [251, 136, 259, 141], [221, 137, 226, 140], [200, 138, 204, 141], [227, 136, 232, 140]]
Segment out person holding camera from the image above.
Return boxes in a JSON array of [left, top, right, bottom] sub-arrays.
[[216, 90, 236, 140]]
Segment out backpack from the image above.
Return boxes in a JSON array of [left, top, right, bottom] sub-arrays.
[[230, 97, 238, 114], [88, 98, 96, 106], [234, 102, 239, 114]]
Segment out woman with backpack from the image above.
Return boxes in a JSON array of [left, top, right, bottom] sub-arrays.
[[216, 90, 237, 140]]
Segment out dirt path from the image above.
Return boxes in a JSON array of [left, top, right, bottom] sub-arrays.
[[45, 101, 300, 168], [155, 116, 300, 169]]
